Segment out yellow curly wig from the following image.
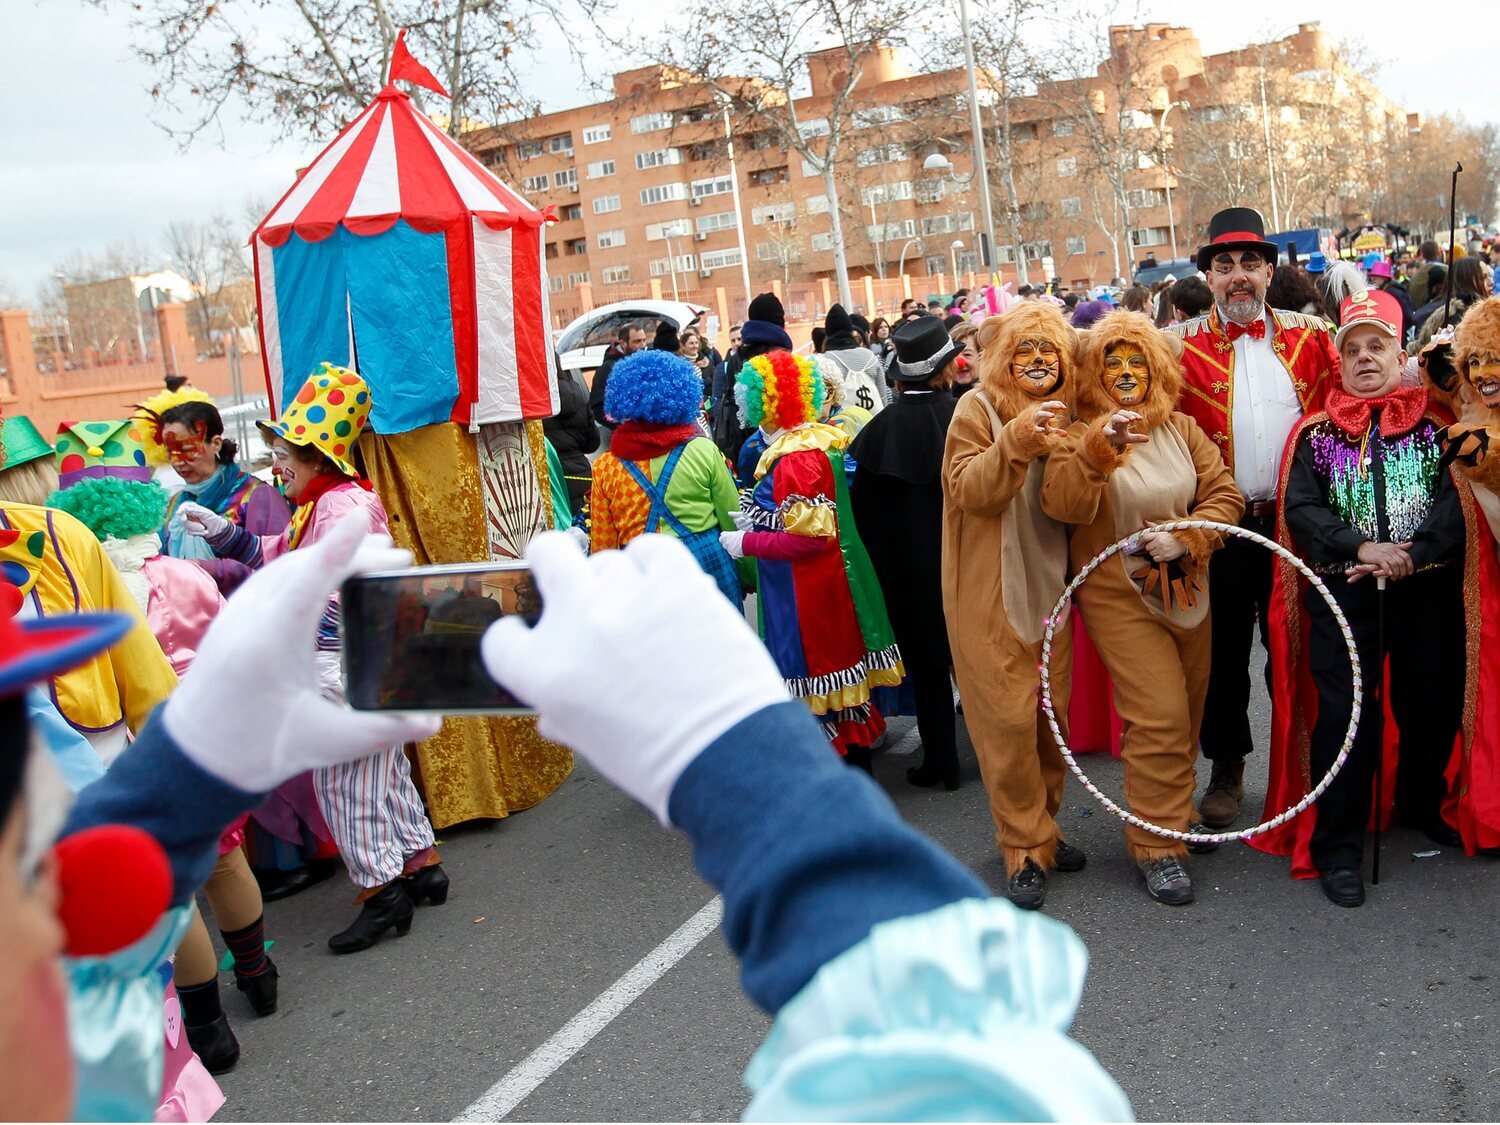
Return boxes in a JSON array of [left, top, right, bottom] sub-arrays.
[[132, 386, 216, 466], [976, 302, 1078, 419], [1073, 310, 1184, 428]]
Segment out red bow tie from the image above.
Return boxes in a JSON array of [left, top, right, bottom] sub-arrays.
[[1225, 319, 1266, 341]]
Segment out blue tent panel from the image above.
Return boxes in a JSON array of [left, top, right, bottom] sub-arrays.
[[271, 234, 352, 407], [342, 221, 459, 434]]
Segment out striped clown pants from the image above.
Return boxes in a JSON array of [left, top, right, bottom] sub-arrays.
[[312, 651, 436, 890]]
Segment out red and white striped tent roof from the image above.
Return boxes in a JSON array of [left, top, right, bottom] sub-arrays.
[[256, 85, 544, 246], [251, 84, 558, 428]]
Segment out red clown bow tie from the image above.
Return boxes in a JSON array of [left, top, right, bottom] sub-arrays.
[[1225, 319, 1266, 341]]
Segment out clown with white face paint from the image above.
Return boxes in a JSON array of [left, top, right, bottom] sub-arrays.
[[1042, 310, 1243, 907]]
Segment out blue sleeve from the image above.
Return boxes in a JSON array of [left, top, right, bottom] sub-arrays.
[[61, 708, 266, 906], [207, 519, 265, 568], [667, 701, 987, 1013]]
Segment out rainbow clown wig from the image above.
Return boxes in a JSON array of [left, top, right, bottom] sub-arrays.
[[735, 351, 824, 432], [602, 350, 705, 425]]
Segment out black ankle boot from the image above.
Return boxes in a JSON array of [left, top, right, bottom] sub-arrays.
[[234, 956, 279, 1017], [402, 864, 450, 906], [185, 1013, 241, 1074], [844, 746, 874, 774], [906, 761, 961, 791], [328, 883, 415, 954]]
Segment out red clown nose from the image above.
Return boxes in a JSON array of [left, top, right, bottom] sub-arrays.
[[53, 826, 173, 957]]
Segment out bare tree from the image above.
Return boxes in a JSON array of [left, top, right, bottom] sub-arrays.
[[163, 216, 253, 347], [100, 0, 612, 146], [646, 0, 907, 308]]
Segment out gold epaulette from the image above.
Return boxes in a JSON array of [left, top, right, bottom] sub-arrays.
[[1165, 314, 1209, 338], [1271, 309, 1332, 333]]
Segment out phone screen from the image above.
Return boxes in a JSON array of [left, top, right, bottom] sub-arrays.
[[340, 562, 540, 714]]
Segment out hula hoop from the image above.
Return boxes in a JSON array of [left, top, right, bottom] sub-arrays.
[[1038, 519, 1362, 846]]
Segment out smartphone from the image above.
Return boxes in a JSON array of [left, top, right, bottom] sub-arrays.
[[340, 560, 540, 714]]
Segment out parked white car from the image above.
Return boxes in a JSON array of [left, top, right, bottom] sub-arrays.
[[554, 300, 713, 378]]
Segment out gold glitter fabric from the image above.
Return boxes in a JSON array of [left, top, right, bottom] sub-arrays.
[[359, 422, 573, 829]]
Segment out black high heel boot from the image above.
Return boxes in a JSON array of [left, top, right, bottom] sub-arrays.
[[327, 883, 415, 954], [402, 864, 450, 906], [179, 979, 240, 1074], [234, 956, 279, 1017], [906, 762, 961, 791]]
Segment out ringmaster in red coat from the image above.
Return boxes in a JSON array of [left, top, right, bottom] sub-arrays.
[[1166, 207, 1339, 827]]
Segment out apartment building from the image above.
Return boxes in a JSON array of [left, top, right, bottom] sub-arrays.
[[466, 22, 1410, 308]]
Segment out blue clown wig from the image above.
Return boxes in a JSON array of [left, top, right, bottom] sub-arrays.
[[602, 350, 704, 425]]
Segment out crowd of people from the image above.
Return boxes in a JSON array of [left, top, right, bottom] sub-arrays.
[[5, 203, 1500, 1120]]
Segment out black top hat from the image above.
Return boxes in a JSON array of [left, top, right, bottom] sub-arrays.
[[1195, 207, 1281, 272], [890, 315, 960, 381]]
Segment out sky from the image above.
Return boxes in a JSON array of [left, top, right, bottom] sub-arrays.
[[1, 0, 1494, 300]]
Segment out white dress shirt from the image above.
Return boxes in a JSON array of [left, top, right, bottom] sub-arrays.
[[1228, 310, 1303, 501]]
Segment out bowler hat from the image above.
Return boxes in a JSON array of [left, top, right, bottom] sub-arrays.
[[1196, 207, 1281, 272]]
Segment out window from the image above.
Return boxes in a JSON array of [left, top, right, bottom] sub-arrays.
[[1066, 234, 1088, 255], [648, 254, 697, 276], [520, 174, 549, 193], [696, 211, 738, 234], [749, 167, 789, 186], [866, 219, 916, 241], [587, 160, 616, 179], [553, 168, 578, 189], [565, 271, 590, 287], [544, 242, 558, 260], [565, 238, 587, 256], [636, 148, 683, 170], [1011, 122, 1038, 142], [691, 174, 733, 200], [631, 111, 673, 134], [993, 245, 1017, 264], [1130, 227, 1171, 247], [915, 179, 946, 204], [853, 105, 903, 128], [811, 232, 837, 252], [745, 132, 775, 151], [560, 203, 583, 222], [1119, 110, 1153, 130], [592, 194, 621, 214], [857, 143, 908, 167], [797, 118, 830, 138], [1021, 240, 1053, 260], [596, 229, 627, 249], [645, 219, 693, 241], [954, 250, 980, 272], [805, 194, 830, 214], [1051, 119, 1074, 137], [919, 212, 975, 236], [582, 124, 612, 144], [548, 133, 574, 154], [1127, 187, 1167, 209], [600, 264, 631, 283], [700, 248, 744, 271], [640, 182, 690, 205], [687, 140, 724, 162], [1056, 157, 1078, 177], [516, 140, 543, 160], [752, 202, 796, 225], [1061, 195, 1082, 217], [861, 181, 914, 205], [549, 275, 564, 293], [923, 255, 946, 275]]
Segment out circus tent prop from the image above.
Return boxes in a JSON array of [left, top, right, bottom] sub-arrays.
[[251, 82, 559, 432]]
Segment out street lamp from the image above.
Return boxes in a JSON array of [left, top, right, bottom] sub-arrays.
[[957, 0, 1000, 281], [1158, 101, 1188, 260], [950, 239, 966, 281], [897, 238, 925, 278]]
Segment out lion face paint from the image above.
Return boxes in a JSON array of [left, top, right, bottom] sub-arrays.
[[1102, 343, 1151, 408], [1466, 352, 1500, 410], [1010, 338, 1064, 398]]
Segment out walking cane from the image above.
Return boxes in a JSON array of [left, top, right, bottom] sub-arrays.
[[1372, 574, 1387, 885], [1441, 163, 1464, 330]]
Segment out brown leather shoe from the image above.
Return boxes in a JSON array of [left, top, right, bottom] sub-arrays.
[[1198, 759, 1245, 828]]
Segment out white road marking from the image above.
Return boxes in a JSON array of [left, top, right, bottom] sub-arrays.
[[454, 896, 725, 1122], [886, 724, 923, 756]]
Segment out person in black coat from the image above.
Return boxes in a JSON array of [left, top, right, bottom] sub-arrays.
[[544, 367, 600, 516], [849, 316, 962, 790]]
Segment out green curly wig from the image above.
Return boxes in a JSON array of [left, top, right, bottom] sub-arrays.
[[48, 477, 170, 542]]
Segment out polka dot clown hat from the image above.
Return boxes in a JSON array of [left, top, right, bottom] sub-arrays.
[[260, 363, 372, 477], [53, 420, 152, 491]]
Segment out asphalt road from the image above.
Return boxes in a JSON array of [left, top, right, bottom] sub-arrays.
[[211, 680, 1500, 1122]]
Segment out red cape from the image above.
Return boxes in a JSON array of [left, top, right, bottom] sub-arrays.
[[1251, 409, 1500, 876]]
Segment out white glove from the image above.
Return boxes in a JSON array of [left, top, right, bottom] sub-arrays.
[[176, 501, 229, 540], [731, 511, 754, 532], [162, 508, 442, 793], [720, 530, 747, 559], [481, 532, 787, 824], [564, 525, 590, 553]]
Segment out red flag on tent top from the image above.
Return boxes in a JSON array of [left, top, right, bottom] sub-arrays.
[[388, 28, 450, 98]]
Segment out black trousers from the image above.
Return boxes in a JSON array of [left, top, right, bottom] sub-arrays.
[[886, 604, 956, 773], [1200, 512, 1276, 763], [1305, 565, 1465, 872]]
